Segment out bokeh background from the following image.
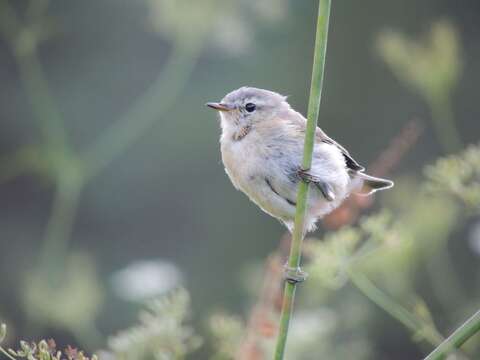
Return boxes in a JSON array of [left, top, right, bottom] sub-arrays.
[[0, 0, 479, 359]]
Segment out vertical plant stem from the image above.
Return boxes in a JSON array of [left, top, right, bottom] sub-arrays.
[[14, 49, 69, 153], [273, 1, 332, 358], [41, 170, 84, 275], [428, 94, 462, 154], [424, 310, 480, 360], [0, 0, 69, 153]]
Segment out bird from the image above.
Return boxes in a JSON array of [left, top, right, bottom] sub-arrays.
[[206, 87, 393, 233]]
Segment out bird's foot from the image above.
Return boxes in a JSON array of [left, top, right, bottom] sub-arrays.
[[297, 168, 316, 183], [297, 168, 335, 201], [283, 264, 308, 284]]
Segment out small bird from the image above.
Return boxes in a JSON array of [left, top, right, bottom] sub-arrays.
[[207, 87, 393, 233]]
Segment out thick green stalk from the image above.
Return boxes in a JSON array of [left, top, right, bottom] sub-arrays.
[[424, 310, 480, 360], [273, 1, 332, 358]]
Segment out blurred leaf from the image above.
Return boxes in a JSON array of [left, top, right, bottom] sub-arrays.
[[304, 227, 362, 289], [209, 313, 245, 360], [425, 143, 480, 210], [285, 309, 372, 360], [359, 194, 458, 279], [22, 252, 104, 338], [3, 328, 98, 360], [147, 0, 288, 55], [377, 20, 463, 152], [410, 296, 442, 343], [105, 288, 201, 360], [377, 20, 461, 102]]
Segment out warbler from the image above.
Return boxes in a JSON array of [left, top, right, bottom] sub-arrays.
[[207, 87, 393, 233]]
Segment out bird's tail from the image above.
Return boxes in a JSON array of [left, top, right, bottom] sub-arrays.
[[353, 172, 394, 196]]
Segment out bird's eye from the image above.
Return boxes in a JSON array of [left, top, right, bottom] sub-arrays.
[[245, 103, 256, 113]]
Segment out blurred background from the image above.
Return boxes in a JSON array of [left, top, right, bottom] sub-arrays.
[[0, 0, 479, 359]]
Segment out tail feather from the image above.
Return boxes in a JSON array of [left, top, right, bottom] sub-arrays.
[[354, 172, 394, 196]]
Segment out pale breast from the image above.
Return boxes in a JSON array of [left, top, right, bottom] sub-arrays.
[[221, 133, 298, 221], [223, 131, 267, 185]]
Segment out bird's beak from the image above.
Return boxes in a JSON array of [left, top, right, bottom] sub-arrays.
[[206, 102, 234, 112]]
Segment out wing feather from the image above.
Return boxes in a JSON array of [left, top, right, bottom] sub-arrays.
[[316, 128, 365, 171], [277, 109, 365, 172]]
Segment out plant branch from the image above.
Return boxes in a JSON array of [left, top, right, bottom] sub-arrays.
[[14, 50, 70, 153], [41, 169, 84, 274], [424, 310, 480, 360], [81, 39, 201, 180], [428, 93, 462, 154], [0, 0, 68, 153], [348, 271, 444, 346], [273, 1, 332, 358], [0, 347, 17, 360]]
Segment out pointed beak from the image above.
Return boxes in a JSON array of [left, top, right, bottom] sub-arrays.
[[206, 102, 234, 112]]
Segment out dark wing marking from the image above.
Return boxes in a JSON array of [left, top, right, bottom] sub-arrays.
[[284, 109, 365, 172], [265, 178, 296, 206], [316, 128, 365, 171]]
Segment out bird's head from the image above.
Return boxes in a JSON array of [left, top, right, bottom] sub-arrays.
[[206, 87, 290, 134]]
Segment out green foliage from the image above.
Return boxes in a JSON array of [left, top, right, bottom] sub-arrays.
[[21, 252, 104, 342], [0, 324, 97, 360], [285, 308, 372, 360], [103, 289, 202, 360], [377, 20, 463, 152], [377, 20, 461, 105], [147, 0, 288, 53], [304, 212, 394, 288], [425, 143, 480, 210], [23, 254, 102, 322], [208, 314, 245, 360]]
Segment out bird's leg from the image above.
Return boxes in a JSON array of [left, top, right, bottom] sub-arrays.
[[283, 263, 308, 284], [297, 168, 335, 201]]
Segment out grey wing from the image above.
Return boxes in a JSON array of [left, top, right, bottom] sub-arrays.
[[316, 128, 365, 171], [286, 109, 365, 172]]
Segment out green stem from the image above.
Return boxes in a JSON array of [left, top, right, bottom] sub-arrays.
[[0, 347, 17, 360], [41, 170, 83, 274], [14, 51, 69, 153], [0, 0, 79, 268], [428, 93, 462, 154], [348, 271, 444, 346], [273, 1, 332, 358], [424, 310, 480, 360], [81, 39, 201, 179], [0, 0, 69, 154]]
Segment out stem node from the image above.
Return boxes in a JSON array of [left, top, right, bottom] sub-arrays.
[[283, 266, 308, 285]]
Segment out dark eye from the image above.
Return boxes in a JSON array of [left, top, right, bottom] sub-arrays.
[[245, 103, 256, 113]]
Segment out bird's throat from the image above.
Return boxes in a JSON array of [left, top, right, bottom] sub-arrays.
[[232, 125, 251, 141]]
